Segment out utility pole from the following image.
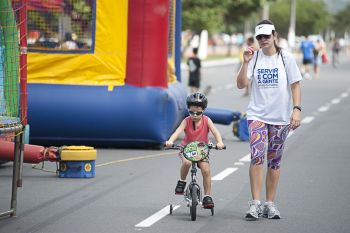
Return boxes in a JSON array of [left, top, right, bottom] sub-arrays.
[[288, 0, 296, 49], [262, 0, 270, 19]]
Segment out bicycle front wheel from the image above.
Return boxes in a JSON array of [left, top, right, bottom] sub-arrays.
[[190, 185, 198, 221]]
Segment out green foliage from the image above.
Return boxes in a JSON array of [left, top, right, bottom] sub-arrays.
[[332, 4, 350, 36], [182, 0, 262, 33], [223, 0, 262, 33], [295, 0, 330, 36], [269, 0, 331, 37], [182, 0, 332, 36], [182, 0, 227, 33], [267, 1, 290, 37]]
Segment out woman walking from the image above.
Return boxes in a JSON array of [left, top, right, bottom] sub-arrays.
[[236, 19, 302, 220]]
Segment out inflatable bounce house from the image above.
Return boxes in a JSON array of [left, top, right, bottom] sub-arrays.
[[25, 0, 186, 147]]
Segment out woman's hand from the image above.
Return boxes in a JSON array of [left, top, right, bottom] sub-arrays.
[[290, 109, 301, 130], [243, 47, 255, 63]]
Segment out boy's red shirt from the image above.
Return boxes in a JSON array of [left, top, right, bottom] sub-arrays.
[[182, 115, 209, 145]]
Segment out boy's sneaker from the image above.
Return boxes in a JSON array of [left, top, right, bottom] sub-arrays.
[[174, 180, 186, 195], [245, 200, 262, 220], [262, 202, 281, 219], [202, 196, 214, 209]]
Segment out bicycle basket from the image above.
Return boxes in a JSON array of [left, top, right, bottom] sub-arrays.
[[182, 141, 209, 162]]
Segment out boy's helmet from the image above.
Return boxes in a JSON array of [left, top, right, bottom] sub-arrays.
[[186, 92, 208, 109]]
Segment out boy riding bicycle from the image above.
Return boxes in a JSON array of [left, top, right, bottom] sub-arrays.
[[165, 92, 225, 208]]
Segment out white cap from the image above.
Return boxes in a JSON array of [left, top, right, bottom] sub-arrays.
[[255, 24, 275, 37]]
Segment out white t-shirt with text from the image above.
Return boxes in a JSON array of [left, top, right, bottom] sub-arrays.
[[246, 49, 302, 125]]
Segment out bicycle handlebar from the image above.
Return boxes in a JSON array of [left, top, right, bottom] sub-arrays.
[[164, 143, 226, 150], [164, 144, 183, 150]]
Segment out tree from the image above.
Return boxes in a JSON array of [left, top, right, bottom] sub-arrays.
[[222, 0, 262, 33], [182, 0, 265, 34], [182, 0, 227, 33], [269, 0, 331, 37], [331, 4, 350, 37]]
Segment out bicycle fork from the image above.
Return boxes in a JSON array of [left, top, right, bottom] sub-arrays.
[[185, 162, 202, 207]]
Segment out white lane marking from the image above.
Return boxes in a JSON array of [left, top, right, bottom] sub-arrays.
[[331, 98, 341, 104], [318, 105, 329, 112], [212, 168, 238, 181], [225, 84, 233, 89], [301, 116, 315, 124], [239, 153, 251, 162], [341, 92, 349, 98], [135, 205, 180, 228], [287, 131, 294, 138], [234, 162, 245, 166]]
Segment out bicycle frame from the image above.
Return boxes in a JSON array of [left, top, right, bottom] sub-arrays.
[[185, 162, 202, 206]]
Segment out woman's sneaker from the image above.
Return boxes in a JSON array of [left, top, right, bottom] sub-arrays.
[[262, 202, 281, 219], [174, 180, 186, 195], [245, 200, 262, 220]]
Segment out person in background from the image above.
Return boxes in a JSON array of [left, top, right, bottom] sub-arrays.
[[313, 39, 324, 79], [300, 36, 315, 80], [187, 48, 201, 93], [332, 38, 341, 68], [61, 32, 78, 50]]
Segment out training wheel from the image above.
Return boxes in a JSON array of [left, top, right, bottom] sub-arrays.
[[170, 204, 173, 215]]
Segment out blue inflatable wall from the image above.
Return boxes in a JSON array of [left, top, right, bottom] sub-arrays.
[[28, 82, 187, 147]]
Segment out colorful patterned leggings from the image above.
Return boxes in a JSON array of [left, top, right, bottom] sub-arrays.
[[248, 120, 290, 170]]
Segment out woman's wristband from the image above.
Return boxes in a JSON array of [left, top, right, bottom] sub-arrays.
[[293, 106, 302, 111]]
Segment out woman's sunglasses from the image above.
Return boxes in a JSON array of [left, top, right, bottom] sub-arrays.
[[256, 34, 272, 41], [189, 111, 203, 116]]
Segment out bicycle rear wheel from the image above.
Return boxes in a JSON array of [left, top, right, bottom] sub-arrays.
[[190, 185, 198, 221]]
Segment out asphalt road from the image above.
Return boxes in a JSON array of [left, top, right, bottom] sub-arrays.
[[1, 54, 350, 233]]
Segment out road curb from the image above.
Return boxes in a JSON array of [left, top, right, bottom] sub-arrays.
[[181, 58, 239, 71]]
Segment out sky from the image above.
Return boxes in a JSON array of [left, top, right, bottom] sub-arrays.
[[323, 0, 350, 13]]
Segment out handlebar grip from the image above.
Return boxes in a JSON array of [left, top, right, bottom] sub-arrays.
[[208, 145, 226, 150], [215, 145, 226, 150], [164, 144, 182, 150]]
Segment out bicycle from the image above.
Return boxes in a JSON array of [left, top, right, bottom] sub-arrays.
[[165, 141, 226, 221]]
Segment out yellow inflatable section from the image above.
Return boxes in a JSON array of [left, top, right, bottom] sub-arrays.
[[167, 0, 177, 84], [27, 1, 128, 87]]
